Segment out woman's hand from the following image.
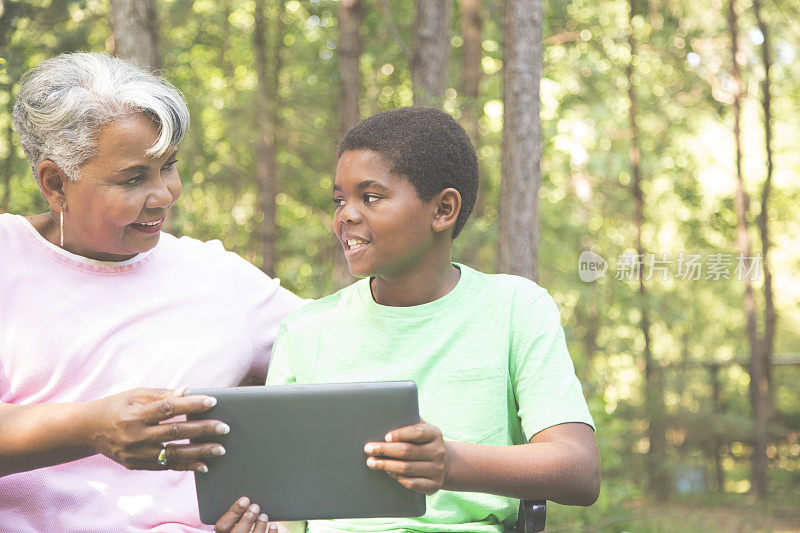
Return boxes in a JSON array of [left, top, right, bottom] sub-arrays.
[[214, 497, 276, 533], [85, 387, 230, 472], [363, 421, 448, 495]]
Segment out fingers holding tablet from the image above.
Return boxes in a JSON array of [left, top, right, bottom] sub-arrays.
[[142, 393, 230, 473], [155, 442, 227, 473], [138, 392, 219, 424], [364, 421, 447, 496], [145, 417, 229, 473], [214, 497, 276, 533], [86, 389, 231, 471]]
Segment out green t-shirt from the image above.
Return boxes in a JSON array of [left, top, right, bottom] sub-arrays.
[[266, 264, 594, 533]]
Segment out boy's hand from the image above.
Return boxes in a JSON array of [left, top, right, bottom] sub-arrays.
[[214, 497, 276, 533], [363, 421, 447, 495]]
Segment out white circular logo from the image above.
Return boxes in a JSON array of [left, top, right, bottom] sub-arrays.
[[578, 250, 608, 282]]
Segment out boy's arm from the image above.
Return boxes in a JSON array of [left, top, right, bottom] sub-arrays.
[[445, 422, 600, 505], [365, 420, 599, 506]]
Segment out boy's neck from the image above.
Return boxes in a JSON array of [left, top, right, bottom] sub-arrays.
[[370, 259, 461, 307]]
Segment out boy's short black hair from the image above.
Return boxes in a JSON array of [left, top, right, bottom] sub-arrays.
[[337, 106, 479, 238]]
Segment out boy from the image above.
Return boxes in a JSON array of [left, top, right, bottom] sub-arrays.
[[262, 107, 599, 532]]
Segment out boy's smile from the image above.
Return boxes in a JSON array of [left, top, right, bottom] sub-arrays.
[[343, 235, 370, 257], [333, 149, 440, 281]]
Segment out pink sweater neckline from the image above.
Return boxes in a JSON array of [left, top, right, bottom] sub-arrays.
[[11, 214, 157, 275]]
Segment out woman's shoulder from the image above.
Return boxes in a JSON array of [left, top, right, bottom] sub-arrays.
[[0, 214, 36, 254], [159, 232, 224, 254], [0, 213, 25, 234], [279, 280, 364, 329], [159, 233, 248, 268], [0, 214, 21, 258], [157, 233, 277, 287]]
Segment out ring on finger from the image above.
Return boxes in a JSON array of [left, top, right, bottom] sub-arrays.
[[156, 447, 168, 467]]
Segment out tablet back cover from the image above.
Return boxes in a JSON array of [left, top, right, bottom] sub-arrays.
[[187, 381, 425, 523]]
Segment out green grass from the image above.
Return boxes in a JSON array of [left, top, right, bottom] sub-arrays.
[[543, 490, 800, 532]]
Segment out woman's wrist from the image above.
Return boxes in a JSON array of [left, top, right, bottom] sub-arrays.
[[0, 401, 98, 476], [72, 398, 103, 454]]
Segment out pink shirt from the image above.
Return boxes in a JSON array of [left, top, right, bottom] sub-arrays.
[[0, 213, 304, 532]]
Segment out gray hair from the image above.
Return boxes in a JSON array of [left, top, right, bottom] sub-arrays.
[[12, 52, 190, 182]]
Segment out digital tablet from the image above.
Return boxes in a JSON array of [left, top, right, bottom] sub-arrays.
[[186, 381, 425, 524]]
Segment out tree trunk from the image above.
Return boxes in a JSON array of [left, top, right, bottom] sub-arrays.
[[220, 2, 234, 80], [108, 0, 160, 71], [334, 0, 363, 288], [411, 0, 453, 107], [1, 17, 14, 213], [253, 0, 282, 276], [753, 0, 777, 416], [108, 0, 174, 231], [458, 0, 481, 145], [627, 0, 667, 500], [338, 0, 363, 136], [497, 0, 541, 281], [2, 86, 13, 213], [728, 0, 768, 499], [710, 364, 726, 492], [458, 0, 487, 216]]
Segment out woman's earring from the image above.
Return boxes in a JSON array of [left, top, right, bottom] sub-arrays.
[[59, 208, 64, 247]]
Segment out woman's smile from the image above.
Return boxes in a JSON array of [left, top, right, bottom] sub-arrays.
[[130, 217, 166, 234]]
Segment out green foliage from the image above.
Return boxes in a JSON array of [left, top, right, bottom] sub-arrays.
[[1, 0, 799, 522]]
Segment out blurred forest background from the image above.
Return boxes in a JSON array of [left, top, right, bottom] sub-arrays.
[[1, 0, 799, 530]]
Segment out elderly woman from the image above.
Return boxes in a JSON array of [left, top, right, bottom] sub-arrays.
[[1, 52, 302, 531]]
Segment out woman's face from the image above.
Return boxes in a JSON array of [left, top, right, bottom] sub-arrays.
[[61, 113, 181, 261]]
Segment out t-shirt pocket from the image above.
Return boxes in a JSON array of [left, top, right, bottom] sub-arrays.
[[437, 367, 505, 444]]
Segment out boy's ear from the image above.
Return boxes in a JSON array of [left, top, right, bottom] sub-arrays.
[[431, 188, 461, 234], [37, 160, 68, 212]]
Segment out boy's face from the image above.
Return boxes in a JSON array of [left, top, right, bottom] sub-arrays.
[[333, 149, 440, 279]]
